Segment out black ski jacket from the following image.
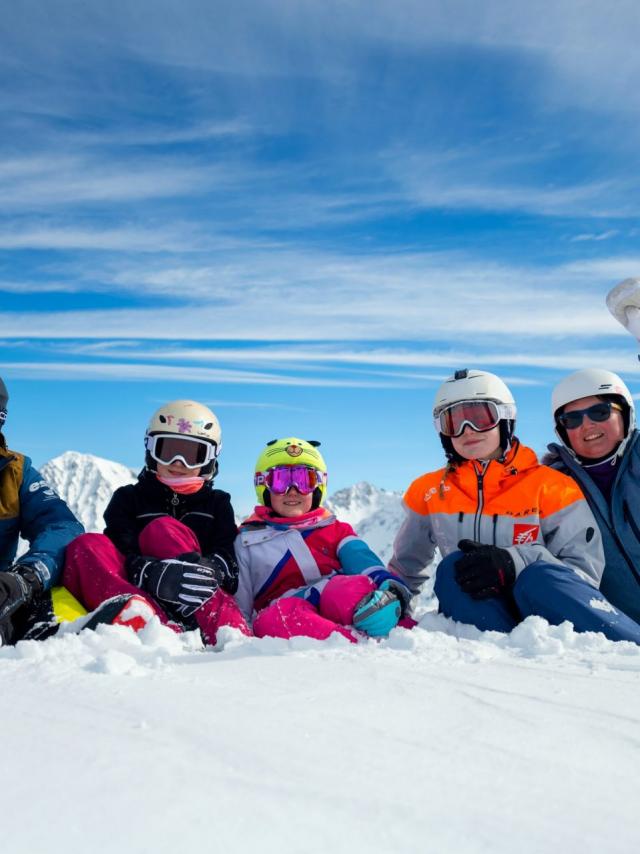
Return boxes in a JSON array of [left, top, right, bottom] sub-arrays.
[[103, 470, 237, 563]]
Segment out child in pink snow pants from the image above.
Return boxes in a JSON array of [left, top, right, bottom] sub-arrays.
[[63, 400, 250, 644], [234, 437, 415, 642]]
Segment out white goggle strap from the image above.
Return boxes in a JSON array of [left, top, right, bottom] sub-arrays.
[[146, 434, 217, 467], [434, 401, 516, 434]]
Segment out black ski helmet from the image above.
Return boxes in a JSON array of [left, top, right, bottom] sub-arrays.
[[0, 376, 8, 428]]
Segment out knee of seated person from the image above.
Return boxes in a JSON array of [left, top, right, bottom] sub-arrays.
[[513, 560, 571, 594], [320, 574, 374, 624], [253, 597, 314, 637], [66, 532, 112, 559], [433, 551, 462, 598], [141, 516, 189, 538]]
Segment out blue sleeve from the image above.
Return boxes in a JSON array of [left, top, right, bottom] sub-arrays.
[[337, 537, 411, 595], [337, 536, 385, 575], [17, 459, 85, 589]]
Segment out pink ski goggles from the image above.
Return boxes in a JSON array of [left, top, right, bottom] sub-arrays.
[[255, 465, 326, 495], [436, 400, 516, 437]]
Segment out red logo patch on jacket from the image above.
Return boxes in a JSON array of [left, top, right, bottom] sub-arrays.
[[513, 523, 540, 545]]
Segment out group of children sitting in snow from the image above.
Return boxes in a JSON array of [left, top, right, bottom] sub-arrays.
[[2, 281, 640, 647], [0, 374, 638, 648]]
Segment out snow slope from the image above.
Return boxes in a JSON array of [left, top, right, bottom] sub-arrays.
[[2, 618, 639, 854], [4, 452, 636, 853]]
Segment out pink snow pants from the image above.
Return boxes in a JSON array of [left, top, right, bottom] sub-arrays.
[[63, 517, 250, 644], [253, 574, 377, 643]]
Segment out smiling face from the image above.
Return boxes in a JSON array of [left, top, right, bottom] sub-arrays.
[[269, 487, 314, 517], [450, 424, 502, 460], [561, 395, 625, 460], [156, 460, 202, 479]]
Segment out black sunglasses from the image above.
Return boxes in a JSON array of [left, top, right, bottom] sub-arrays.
[[556, 400, 622, 431]]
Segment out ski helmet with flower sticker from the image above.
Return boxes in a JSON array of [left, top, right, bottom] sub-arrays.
[[145, 400, 222, 478], [254, 437, 327, 508], [0, 376, 7, 429]]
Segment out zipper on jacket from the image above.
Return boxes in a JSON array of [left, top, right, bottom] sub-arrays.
[[492, 513, 498, 545], [170, 493, 179, 515], [473, 462, 488, 541]]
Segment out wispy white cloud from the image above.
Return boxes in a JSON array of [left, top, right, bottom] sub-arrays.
[[0, 360, 418, 388], [383, 147, 638, 219], [52, 340, 640, 375], [571, 230, 619, 243], [0, 152, 234, 209], [38, 337, 637, 384], [0, 249, 630, 340], [0, 223, 214, 253]]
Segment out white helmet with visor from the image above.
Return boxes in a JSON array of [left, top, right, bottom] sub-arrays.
[[433, 369, 517, 461]]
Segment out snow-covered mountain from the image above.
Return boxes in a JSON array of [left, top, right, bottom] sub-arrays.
[[325, 481, 405, 562], [41, 451, 137, 533], [40, 452, 404, 561]]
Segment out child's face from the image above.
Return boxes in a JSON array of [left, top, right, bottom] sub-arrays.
[[451, 424, 502, 461], [270, 487, 314, 517], [156, 460, 202, 478]]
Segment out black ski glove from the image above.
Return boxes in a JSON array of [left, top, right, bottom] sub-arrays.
[[127, 555, 219, 618], [0, 566, 44, 644], [178, 550, 239, 596], [455, 540, 516, 600]]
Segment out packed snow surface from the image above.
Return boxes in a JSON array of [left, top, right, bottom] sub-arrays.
[[5, 451, 637, 852], [3, 616, 639, 854]]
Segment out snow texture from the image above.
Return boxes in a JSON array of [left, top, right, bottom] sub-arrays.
[[4, 452, 637, 853], [2, 617, 640, 854]]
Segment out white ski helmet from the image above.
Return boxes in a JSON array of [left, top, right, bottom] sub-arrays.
[[552, 368, 635, 452], [433, 369, 516, 417], [145, 400, 222, 477], [433, 369, 517, 461]]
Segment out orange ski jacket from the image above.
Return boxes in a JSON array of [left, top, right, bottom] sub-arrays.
[[388, 440, 604, 594]]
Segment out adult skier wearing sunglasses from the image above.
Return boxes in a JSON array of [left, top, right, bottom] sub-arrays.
[[62, 400, 249, 644], [389, 369, 640, 643], [546, 364, 640, 627], [234, 437, 413, 641]]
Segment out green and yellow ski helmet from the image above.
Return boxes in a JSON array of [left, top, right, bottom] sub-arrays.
[[254, 437, 327, 506]]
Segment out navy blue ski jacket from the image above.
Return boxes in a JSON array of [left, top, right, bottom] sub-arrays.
[[546, 430, 640, 624], [0, 439, 84, 589]]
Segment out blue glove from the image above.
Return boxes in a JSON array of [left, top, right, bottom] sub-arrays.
[[352, 588, 402, 637]]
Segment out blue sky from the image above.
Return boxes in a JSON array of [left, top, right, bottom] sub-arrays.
[[1, 0, 640, 514]]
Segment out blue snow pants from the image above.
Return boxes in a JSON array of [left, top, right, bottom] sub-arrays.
[[434, 552, 640, 644]]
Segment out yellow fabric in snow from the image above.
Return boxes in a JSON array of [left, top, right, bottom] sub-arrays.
[[51, 586, 87, 623]]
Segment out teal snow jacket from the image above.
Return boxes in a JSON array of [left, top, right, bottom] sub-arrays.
[[546, 430, 640, 624], [0, 439, 84, 589]]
